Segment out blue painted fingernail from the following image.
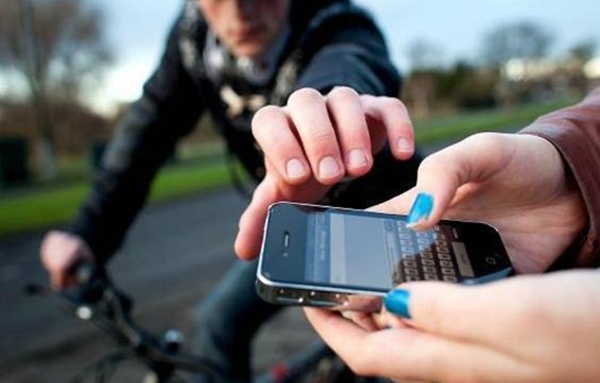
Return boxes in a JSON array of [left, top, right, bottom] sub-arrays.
[[407, 193, 433, 226], [384, 289, 411, 319]]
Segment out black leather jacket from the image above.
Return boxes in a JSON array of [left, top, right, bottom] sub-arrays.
[[71, 0, 420, 262]]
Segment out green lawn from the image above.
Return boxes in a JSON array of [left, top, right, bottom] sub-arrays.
[[0, 161, 235, 237], [0, 100, 575, 237], [414, 100, 572, 143]]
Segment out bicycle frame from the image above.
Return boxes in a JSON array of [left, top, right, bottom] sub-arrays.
[[25, 265, 357, 383], [26, 265, 224, 383]]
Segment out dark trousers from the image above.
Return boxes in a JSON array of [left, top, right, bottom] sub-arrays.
[[192, 260, 281, 382]]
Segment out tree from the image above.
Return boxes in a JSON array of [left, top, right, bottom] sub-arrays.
[[0, 0, 112, 178], [568, 40, 597, 62], [482, 21, 553, 67], [407, 39, 444, 72], [566, 39, 597, 96], [404, 40, 445, 119]]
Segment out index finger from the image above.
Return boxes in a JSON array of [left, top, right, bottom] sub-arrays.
[[373, 133, 515, 229], [287, 88, 345, 184]]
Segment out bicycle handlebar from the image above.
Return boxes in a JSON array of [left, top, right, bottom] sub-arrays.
[[25, 264, 224, 381]]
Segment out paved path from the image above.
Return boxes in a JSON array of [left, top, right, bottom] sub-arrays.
[[0, 188, 315, 382]]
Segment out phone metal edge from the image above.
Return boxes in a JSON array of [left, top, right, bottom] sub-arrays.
[[255, 276, 385, 312], [256, 202, 513, 312]]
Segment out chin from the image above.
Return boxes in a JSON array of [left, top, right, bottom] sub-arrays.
[[231, 45, 266, 59]]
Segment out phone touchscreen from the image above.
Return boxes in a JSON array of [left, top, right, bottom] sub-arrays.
[[301, 208, 505, 290], [260, 204, 511, 293]]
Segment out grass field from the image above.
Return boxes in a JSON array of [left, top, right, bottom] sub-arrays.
[[0, 161, 235, 236], [414, 99, 570, 142], [0, 100, 574, 237]]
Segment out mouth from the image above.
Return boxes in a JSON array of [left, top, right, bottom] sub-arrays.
[[230, 25, 264, 42]]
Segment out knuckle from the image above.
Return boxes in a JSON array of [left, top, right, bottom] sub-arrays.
[[252, 105, 280, 125], [417, 154, 443, 176], [328, 86, 359, 102], [359, 93, 377, 104], [251, 105, 282, 135], [380, 96, 408, 114], [462, 132, 499, 150], [461, 133, 510, 164], [287, 87, 322, 106]]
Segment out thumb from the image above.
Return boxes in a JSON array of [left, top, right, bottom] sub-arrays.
[[235, 177, 280, 260]]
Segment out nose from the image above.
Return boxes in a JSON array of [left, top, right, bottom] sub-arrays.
[[236, 0, 255, 18]]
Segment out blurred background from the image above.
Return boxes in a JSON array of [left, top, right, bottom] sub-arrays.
[[0, 0, 599, 381]]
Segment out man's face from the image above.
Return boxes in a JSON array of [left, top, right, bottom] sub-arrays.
[[198, 0, 290, 59]]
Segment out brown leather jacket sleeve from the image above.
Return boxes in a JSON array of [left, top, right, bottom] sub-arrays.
[[520, 86, 600, 268]]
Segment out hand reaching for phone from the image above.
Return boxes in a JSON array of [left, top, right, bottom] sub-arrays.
[[235, 87, 415, 260], [305, 270, 600, 382], [373, 132, 587, 274]]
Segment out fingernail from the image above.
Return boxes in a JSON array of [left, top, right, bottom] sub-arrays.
[[319, 156, 340, 179], [407, 192, 433, 226], [286, 158, 306, 179], [397, 138, 412, 153], [347, 149, 367, 168], [384, 289, 411, 318]]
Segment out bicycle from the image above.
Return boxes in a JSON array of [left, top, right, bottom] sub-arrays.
[[25, 264, 376, 383]]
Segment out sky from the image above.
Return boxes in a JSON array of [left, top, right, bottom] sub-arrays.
[[91, 0, 600, 114]]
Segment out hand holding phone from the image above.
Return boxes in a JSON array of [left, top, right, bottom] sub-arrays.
[[256, 202, 513, 312]]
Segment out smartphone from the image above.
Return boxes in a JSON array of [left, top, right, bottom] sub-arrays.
[[256, 202, 513, 312]]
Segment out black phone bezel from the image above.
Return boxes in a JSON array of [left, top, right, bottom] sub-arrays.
[[257, 202, 512, 294]]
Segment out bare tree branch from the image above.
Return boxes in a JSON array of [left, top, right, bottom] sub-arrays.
[[482, 21, 554, 67], [0, 0, 113, 178]]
